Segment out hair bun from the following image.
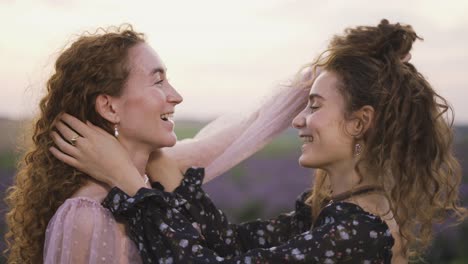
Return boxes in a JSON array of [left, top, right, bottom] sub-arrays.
[[376, 19, 421, 59]]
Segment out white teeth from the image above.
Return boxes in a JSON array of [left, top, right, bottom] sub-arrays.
[[302, 136, 313, 143], [161, 113, 174, 121]]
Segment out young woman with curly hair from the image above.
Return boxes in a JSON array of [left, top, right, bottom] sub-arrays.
[[48, 20, 466, 263], [4, 25, 311, 263]]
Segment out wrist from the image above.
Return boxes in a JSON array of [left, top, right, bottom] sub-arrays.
[[117, 178, 146, 196], [113, 167, 147, 196]]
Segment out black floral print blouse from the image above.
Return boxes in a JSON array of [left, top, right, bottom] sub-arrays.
[[102, 168, 394, 263]]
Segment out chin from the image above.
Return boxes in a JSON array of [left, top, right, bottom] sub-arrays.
[[163, 133, 178, 147], [165, 139, 177, 147], [298, 157, 311, 168], [150, 133, 177, 149], [298, 155, 320, 169]]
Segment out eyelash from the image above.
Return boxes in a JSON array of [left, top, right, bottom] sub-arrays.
[[309, 106, 319, 112], [154, 78, 170, 86]]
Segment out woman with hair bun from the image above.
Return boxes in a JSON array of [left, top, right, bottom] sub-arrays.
[[47, 20, 466, 263]]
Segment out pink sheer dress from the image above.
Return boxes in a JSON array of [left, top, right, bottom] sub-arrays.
[[44, 182, 142, 263], [43, 70, 313, 263]]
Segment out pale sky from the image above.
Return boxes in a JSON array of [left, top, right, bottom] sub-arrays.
[[1, 0, 467, 123]]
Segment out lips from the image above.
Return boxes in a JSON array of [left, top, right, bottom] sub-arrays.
[[160, 112, 174, 121]]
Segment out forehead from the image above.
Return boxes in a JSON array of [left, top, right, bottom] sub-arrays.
[[310, 70, 343, 101], [127, 42, 166, 75]]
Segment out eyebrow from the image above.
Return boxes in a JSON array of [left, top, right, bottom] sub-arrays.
[[149, 67, 167, 76], [309, 93, 325, 101]]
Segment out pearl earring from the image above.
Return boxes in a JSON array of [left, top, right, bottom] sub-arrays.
[[354, 143, 362, 156], [114, 124, 119, 138]]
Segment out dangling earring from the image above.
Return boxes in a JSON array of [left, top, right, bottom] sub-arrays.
[[114, 124, 119, 138], [354, 143, 362, 156]]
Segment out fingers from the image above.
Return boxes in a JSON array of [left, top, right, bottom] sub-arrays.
[[56, 121, 81, 143], [49, 146, 81, 169], [60, 113, 92, 138], [61, 113, 114, 139], [51, 131, 80, 158], [86, 120, 111, 136]]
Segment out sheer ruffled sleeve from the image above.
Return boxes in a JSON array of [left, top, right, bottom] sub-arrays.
[[173, 168, 313, 257], [44, 197, 141, 264], [166, 69, 315, 183]]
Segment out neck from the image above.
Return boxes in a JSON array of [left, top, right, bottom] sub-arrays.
[[118, 137, 152, 177], [322, 159, 376, 196]]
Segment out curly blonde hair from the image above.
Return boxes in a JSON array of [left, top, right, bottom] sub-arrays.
[[298, 19, 466, 260], [4, 24, 145, 263]]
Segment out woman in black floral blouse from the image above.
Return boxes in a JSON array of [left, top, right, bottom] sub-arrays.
[[51, 19, 466, 263]]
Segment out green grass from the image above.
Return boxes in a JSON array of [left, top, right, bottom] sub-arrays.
[[175, 127, 201, 140], [229, 165, 249, 187], [0, 151, 17, 171]]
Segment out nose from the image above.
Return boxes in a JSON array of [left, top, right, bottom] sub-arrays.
[[292, 111, 305, 129], [167, 84, 183, 105]]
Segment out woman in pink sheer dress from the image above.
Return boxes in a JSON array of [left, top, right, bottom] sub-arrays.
[[4, 25, 311, 263]]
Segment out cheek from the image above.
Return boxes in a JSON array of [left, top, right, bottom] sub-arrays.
[[118, 96, 165, 135], [125, 91, 164, 114], [304, 113, 321, 132], [305, 112, 332, 137], [125, 96, 146, 110], [306, 112, 352, 149]]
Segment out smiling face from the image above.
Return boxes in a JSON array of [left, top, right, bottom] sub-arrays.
[[292, 70, 355, 170], [114, 42, 183, 151]]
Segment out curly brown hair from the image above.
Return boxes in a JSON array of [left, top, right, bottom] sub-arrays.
[[4, 24, 145, 263], [298, 19, 466, 260]]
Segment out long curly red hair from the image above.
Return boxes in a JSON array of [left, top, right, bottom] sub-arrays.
[[297, 19, 466, 259], [4, 25, 145, 263]]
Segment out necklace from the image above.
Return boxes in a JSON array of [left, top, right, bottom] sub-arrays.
[[328, 185, 384, 204]]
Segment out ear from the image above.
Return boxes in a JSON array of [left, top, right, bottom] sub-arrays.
[[95, 94, 121, 124], [348, 105, 375, 138]]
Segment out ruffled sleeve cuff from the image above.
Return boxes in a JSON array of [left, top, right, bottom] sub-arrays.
[[102, 187, 151, 216], [102, 187, 186, 217]]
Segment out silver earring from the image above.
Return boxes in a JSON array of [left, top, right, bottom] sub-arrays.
[[354, 143, 362, 156], [114, 124, 119, 138]]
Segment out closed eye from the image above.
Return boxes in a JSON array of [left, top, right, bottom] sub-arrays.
[[309, 106, 320, 112]]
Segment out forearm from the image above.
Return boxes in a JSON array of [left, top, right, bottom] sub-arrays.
[[165, 110, 259, 173], [176, 178, 313, 252], [146, 113, 259, 190], [204, 84, 310, 182], [102, 186, 338, 263]]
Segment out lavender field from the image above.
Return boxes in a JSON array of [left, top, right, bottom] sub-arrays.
[[0, 120, 467, 263]]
